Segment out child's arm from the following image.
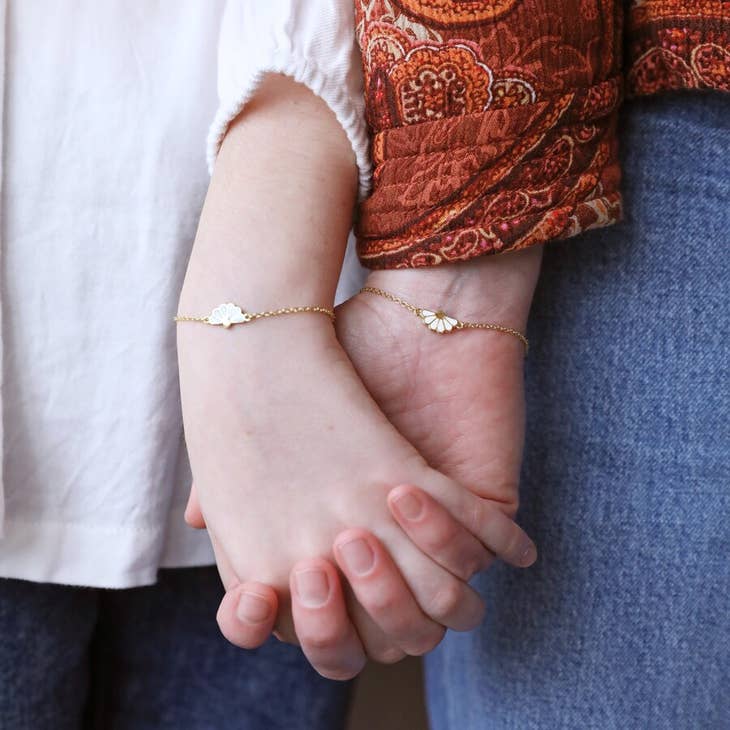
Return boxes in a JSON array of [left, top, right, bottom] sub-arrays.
[[177, 74, 536, 679]]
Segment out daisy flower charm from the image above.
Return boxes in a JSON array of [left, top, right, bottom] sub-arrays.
[[206, 302, 252, 328], [419, 309, 460, 334]]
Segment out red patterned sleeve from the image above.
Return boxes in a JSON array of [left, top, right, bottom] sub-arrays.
[[354, 0, 624, 269], [626, 0, 730, 96]]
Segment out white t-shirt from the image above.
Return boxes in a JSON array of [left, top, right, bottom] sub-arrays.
[[0, 0, 369, 588]]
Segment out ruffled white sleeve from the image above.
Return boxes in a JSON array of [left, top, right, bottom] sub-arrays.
[[207, 0, 371, 199]]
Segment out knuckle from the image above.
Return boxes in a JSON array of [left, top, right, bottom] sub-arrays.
[[366, 590, 399, 616], [369, 644, 406, 665], [383, 611, 420, 641], [403, 626, 446, 656], [425, 581, 463, 623], [423, 519, 459, 553], [298, 626, 349, 651], [456, 555, 482, 582]]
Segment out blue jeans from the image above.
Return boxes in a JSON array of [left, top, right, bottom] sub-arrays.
[[425, 91, 730, 729], [0, 568, 350, 730]]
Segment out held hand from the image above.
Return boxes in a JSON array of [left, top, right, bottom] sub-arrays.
[[178, 315, 535, 679], [179, 71, 538, 679], [275, 247, 544, 677], [265, 247, 544, 668], [336, 247, 543, 571], [186, 479, 533, 679]]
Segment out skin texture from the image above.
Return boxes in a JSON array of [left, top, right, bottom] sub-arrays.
[[178, 74, 539, 680], [186, 248, 543, 679]]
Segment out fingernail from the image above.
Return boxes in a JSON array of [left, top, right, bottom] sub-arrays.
[[294, 569, 330, 608], [338, 538, 375, 576], [392, 492, 424, 521], [520, 541, 537, 565], [236, 591, 271, 624]]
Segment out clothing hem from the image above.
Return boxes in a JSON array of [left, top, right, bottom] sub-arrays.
[[205, 52, 372, 201], [0, 518, 211, 589]]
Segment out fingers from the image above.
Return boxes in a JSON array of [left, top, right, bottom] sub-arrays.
[[418, 476, 538, 569], [343, 592, 407, 666], [209, 532, 299, 648], [216, 581, 278, 649], [290, 558, 367, 680], [462, 494, 537, 567], [184, 482, 206, 529], [333, 529, 447, 654], [388, 485, 494, 581]]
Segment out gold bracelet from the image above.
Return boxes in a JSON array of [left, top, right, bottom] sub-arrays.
[[173, 302, 335, 328], [360, 286, 529, 355]]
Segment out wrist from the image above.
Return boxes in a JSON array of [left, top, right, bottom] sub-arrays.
[[364, 247, 542, 330], [176, 301, 340, 368]]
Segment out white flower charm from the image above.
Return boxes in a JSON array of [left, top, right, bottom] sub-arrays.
[[206, 302, 251, 328], [420, 309, 459, 334]]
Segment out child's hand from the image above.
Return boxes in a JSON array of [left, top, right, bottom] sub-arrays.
[[178, 311, 536, 679]]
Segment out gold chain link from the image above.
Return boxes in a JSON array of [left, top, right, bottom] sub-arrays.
[[359, 287, 422, 316], [360, 286, 529, 355], [173, 303, 334, 327], [248, 306, 335, 322], [172, 315, 212, 323]]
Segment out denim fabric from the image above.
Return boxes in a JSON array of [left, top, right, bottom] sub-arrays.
[[0, 568, 350, 730], [425, 92, 730, 729]]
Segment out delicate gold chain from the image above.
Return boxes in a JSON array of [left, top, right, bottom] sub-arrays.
[[248, 306, 335, 322], [360, 287, 421, 316], [360, 286, 529, 355], [173, 315, 212, 323], [173, 302, 334, 328]]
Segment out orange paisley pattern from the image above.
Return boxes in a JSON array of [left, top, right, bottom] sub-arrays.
[[627, 1, 730, 95], [354, 0, 729, 269], [355, 0, 623, 268], [387, 44, 493, 124], [391, 0, 519, 26]]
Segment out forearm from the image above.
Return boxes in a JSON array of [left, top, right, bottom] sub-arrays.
[[179, 74, 358, 312]]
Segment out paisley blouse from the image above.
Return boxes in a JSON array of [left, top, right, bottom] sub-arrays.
[[354, 0, 729, 269]]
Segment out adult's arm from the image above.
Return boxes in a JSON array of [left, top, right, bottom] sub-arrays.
[[354, 0, 622, 269]]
